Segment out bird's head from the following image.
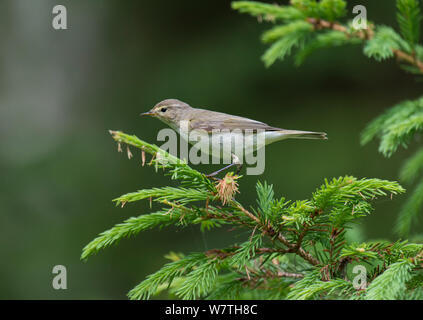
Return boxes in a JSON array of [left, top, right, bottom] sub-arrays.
[[140, 99, 191, 125]]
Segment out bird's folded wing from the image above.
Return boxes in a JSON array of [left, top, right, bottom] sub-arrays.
[[189, 113, 281, 132]]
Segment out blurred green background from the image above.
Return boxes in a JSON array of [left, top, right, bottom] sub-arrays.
[[0, 0, 422, 299]]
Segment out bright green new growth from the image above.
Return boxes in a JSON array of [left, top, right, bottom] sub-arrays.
[[81, 131, 423, 300], [361, 96, 423, 236], [231, 1, 305, 21], [397, 0, 421, 48], [364, 26, 403, 61], [287, 272, 355, 300], [361, 97, 423, 157], [365, 258, 415, 300], [232, 0, 423, 237]]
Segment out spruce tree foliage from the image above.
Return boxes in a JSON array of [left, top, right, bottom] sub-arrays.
[[81, 131, 423, 300], [232, 0, 423, 237], [80, 1, 423, 300], [232, 0, 423, 72]]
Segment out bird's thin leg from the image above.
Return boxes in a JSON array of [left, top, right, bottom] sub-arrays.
[[206, 163, 237, 178], [206, 153, 243, 178]]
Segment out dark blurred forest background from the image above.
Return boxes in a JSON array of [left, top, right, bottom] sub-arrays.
[[0, 0, 421, 299]]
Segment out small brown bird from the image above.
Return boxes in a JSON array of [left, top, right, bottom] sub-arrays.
[[141, 99, 327, 176]]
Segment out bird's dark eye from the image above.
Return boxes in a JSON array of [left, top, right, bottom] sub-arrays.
[[161, 108, 167, 113]]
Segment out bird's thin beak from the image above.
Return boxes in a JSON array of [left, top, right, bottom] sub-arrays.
[[140, 111, 155, 116]]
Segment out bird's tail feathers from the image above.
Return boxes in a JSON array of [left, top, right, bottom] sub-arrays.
[[279, 130, 328, 140]]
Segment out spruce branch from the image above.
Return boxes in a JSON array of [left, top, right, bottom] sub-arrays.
[[84, 129, 414, 300], [305, 17, 423, 72], [361, 96, 423, 157], [365, 258, 415, 300], [361, 96, 423, 235], [127, 253, 212, 300], [232, 0, 423, 72], [397, 0, 422, 49], [81, 208, 197, 261], [233, 200, 321, 266], [231, 1, 305, 21], [395, 178, 423, 236], [400, 147, 423, 183], [113, 186, 215, 206], [287, 274, 355, 300], [109, 130, 214, 190]]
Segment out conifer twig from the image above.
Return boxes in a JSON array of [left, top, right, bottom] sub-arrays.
[[306, 17, 423, 73], [234, 202, 321, 266]]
